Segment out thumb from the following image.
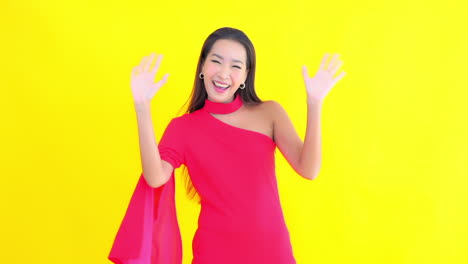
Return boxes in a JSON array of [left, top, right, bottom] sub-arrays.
[[150, 73, 170, 98], [160, 73, 170, 86], [302, 65, 309, 80]]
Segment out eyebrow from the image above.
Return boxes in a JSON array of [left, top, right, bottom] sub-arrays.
[[211, 53, 245, 65]]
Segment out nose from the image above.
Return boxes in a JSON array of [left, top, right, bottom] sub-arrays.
[[218, 64, 230, 80]]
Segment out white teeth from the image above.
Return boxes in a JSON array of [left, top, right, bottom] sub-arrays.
[[214, 81, 230, 88]]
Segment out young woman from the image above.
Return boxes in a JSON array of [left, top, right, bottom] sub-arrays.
[[109, 27, 345, 264]]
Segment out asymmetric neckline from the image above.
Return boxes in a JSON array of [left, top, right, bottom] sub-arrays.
[[202, 94, 243, 114]]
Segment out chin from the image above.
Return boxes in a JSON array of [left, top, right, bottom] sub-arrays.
[[207, 90, 235, 103]]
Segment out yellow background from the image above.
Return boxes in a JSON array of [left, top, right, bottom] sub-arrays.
[[1, 0, 467, 263]]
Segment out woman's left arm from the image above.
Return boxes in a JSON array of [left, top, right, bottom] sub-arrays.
[[300, 98, 323, 180], [273, 53, 346, 180]]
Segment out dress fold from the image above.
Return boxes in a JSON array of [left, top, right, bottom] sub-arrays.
[[108, 173, 182, 264]]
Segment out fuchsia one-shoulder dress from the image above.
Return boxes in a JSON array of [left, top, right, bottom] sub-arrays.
[[108, 94, 296, 264]]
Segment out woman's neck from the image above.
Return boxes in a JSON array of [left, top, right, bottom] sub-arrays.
[[203, 94, 243, 114]]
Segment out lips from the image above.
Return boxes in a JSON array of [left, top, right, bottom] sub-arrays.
[[213, 81, 230, 89]]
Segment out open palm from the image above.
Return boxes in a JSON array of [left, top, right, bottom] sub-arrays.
[[131, 53, 169, 105], [302, 53, 346, 102]]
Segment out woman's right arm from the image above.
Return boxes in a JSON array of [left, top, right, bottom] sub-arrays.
[[134, 103, 174, 188], [131, 53, 173, 188]]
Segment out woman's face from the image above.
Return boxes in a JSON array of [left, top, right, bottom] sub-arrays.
[[201, 39, 248, 103]]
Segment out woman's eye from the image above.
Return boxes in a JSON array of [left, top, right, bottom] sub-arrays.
[[233, 65, 242, 69], [211, 60, 220, 64]]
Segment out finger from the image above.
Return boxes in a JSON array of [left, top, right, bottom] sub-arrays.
[[140, 55, 150, 72], [153, 73, 170, 94], [135, 65, 143, 75], [130, 66, 138, 80], [302, 65, 309, 79], [328, 54, 340, 71], [333, 71, 346, 86], [320, 53, 330, 70], [159, 73, 170, 86], [143, 53, 155, 72], [151, 54, 164, 75], [330, 60, 344, 76], [131, 66, 139, 77]]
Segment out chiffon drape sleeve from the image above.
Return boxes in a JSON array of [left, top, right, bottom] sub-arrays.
[[108, 117, 186, 264]]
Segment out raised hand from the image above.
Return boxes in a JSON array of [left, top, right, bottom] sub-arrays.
[[302, 53, 346, 102], [131, 53, 169, 106]]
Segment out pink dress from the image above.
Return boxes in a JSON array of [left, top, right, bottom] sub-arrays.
[[108, 94, 296, 264]]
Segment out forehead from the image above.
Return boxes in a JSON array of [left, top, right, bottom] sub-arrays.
[[209, 39, 246, 62]]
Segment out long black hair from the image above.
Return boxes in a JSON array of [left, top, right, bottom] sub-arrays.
[[184, 27, 262, 113], [179, 27, 262, 203]]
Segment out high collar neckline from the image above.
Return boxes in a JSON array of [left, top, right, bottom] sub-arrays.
[[203, 94, 243, 114]]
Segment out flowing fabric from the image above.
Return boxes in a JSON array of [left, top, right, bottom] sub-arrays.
[[108, 172, 182, 264]]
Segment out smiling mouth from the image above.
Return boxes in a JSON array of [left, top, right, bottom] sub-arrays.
[[213, 81, 230, 89]]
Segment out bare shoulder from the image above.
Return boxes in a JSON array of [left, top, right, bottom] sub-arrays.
[[260, 100, 287, 117], [261, 100, 293, 131], [244, 100, 283, 118], [259, 100, 289, 142]]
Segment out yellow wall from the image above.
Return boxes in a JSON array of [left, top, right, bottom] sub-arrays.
[[1, 0, 467, 263]]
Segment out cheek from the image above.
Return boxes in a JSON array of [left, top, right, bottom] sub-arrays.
[[231, 71, 244, 82], [203, 63, 218, 77]]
